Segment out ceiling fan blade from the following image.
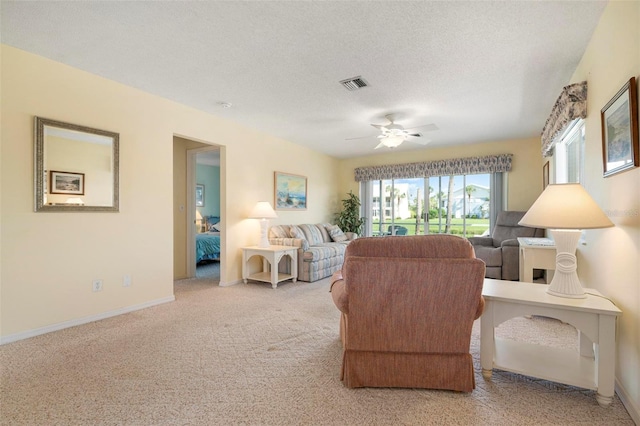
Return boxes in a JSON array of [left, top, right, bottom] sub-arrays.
[[345, 135, 374, 141], [407, 123, 438, 132], [371, 124, 389, 131], [374, 141, 386, 149]]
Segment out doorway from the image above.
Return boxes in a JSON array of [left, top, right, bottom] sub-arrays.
[[191, 148, 222, 280], [172, 136, 225, 283]]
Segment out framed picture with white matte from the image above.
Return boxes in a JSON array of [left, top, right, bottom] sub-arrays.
[[49, 171, 85, 195], [600, 77, 639, 177], [196, 184, 205, 207]]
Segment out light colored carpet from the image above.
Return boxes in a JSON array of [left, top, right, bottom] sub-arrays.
[[0, 277, 633, 425]]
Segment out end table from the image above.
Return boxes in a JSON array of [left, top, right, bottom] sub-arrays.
[[241, 245, 298, 289]]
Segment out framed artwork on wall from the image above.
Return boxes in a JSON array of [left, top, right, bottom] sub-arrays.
[[600, 77, 639, 177], [542, 162, 549, 189], [274, 172, 307, 210], [196, 184, 205, 207], [50, 171, 85, 195]]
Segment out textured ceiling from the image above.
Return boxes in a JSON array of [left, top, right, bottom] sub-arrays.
[[1, 1, 607, 159]]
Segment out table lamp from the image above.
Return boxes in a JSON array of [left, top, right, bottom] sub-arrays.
[[249, 201, 278, 248], [518, 183, 613, 298]]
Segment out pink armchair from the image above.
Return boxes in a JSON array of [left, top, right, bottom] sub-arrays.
[[330, 234, 485, 392]]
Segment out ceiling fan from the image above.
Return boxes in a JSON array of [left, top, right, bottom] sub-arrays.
[[369, 114, 438, 149]]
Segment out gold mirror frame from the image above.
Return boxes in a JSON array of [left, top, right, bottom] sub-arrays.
[[34, 117, 119, 212]]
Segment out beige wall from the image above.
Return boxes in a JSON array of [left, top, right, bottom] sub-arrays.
[[569, 1, 640, 419], [0, 45, 340, 339], [337, 137, 544, 212]]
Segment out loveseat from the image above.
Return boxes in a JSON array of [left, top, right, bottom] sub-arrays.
[[268, 223, 357, 282]]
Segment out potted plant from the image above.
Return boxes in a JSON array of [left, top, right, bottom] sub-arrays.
[[336, 191, 365, 236]]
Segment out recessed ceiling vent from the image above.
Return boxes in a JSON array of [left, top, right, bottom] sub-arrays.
[[340, 76, 369, 91]]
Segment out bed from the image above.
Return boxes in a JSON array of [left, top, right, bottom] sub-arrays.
[[196, 232, 220, 263], [196, 215, 222, 264]]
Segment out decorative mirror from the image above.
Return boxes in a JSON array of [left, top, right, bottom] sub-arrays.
[[34, 117, 119, 212]]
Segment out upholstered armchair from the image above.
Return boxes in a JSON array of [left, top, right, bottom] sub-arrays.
[[330, 234, 486, 392], [468, 211, 545, 281]]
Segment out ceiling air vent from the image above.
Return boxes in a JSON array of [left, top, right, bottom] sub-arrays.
[[339, 76, 369, 91]]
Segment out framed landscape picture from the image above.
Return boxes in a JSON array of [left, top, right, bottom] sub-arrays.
[[601, 77, 639, 177], [50, 171, 84, 195], [274, 172, 307, 210]]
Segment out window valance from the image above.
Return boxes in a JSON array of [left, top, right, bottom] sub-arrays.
[[354, 154, 513, 182], [540, 81, 587, 157]]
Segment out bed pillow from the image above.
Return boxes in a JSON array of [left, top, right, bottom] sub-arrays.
[[326, 224, 348, 242], [208, 222, 220, 232], [289, 225, 306, 240]]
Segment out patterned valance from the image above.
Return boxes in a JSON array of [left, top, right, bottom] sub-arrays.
[[354, 154, 513, 182], [541, 81, 587, 157]]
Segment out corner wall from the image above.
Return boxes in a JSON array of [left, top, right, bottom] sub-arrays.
[[569, 1, 640, 421]]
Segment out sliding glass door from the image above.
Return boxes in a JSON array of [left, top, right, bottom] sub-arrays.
[[364, 173, 492, 238]]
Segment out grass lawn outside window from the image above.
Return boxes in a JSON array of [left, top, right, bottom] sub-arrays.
[[372, 218, 489, 237]]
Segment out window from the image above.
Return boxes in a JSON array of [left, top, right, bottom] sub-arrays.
[[554, 119, 585, 184], [364, 173, 493, 238]]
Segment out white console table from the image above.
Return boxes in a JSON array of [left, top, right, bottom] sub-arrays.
[[517, 237, 556, 283], [480, 279, 622, 407], [242, 245, 297, 289]]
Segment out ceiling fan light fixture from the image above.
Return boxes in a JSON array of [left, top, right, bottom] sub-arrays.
[[380, 134, 405, 148]]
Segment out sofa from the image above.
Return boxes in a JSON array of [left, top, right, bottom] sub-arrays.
[[268, 223, 357, 282], [330, 235, 486, 391]]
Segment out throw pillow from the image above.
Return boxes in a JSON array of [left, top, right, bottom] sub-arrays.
[[327, 225, 348, 242], [289, 225, 306, 240], [269, 226, 288, 239], [299, 224, 324, 245]]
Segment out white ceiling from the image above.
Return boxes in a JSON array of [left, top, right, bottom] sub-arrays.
[[1, 1, 607, 159]]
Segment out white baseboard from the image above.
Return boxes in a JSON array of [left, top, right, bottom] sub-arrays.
[[219, 279, 242, 287], [616, 379, 640, 425], [0, 296, 175, 345]]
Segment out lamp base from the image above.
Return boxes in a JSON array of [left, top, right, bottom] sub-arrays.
[[257, 218, 271, 248], [546, 229, 586, 299]]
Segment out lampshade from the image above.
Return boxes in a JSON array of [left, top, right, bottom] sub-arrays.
[[196, 210, 203, 220], [248, 201, 278, 219], [519, 183, 613, 229], [65, 197, 84, 205], [519, 183, 613, 299]]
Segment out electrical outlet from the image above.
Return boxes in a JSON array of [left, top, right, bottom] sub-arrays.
[[92, 279, 103, 292], [123, 275, 132, 287]]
